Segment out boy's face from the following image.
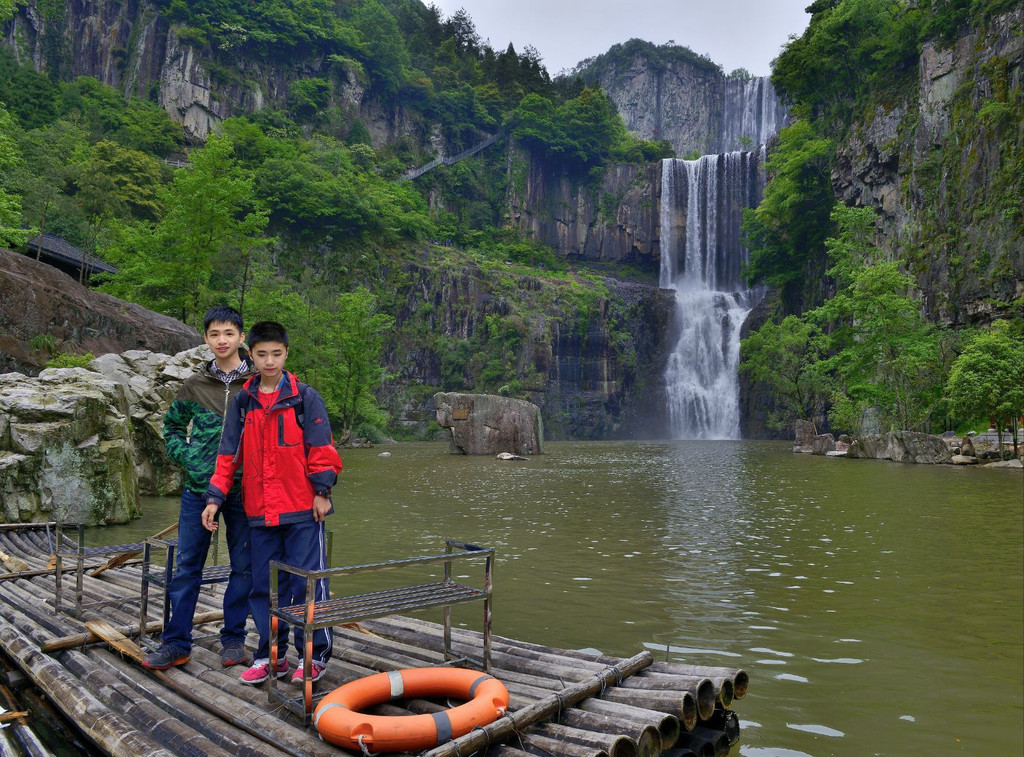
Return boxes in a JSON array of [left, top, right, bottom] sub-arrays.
[[251, 341, 288, 383], [204, 321, 245, 361]]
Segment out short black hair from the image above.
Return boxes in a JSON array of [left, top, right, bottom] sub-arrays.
[[247, 320, 289, 349], [203, 306, 244, 333]]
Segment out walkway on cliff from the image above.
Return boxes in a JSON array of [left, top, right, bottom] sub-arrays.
[[398, 129, 507, 181]]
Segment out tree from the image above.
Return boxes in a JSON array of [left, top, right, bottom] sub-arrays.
[[809, 205, 942, 434], [101, 134, 268, 327], [740, 315, 830, 430], [946, 321, 1024, 454], [0, 102, 33, 248], [742, 120, 835, 298]]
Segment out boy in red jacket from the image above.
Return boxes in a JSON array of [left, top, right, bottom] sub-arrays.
[[202, 320, 342, 685]]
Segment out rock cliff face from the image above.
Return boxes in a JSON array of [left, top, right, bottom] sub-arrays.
[[507, 156, 662, 272], [832, 7, 1024, 325], [0, 249, 198, 377], [3, 0, 416, 144], [591, 53, 788, 155], [381, 260, 675, 441]]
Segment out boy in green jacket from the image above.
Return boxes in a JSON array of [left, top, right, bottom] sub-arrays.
[[142, 306, 255, 670]]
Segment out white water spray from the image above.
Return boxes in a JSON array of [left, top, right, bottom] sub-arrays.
[[660, 153, 764, 440]]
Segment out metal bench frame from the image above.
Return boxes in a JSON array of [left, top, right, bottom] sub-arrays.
[[269, 539, 494, 721], [137, 536, 231, 650], [54, 524, 148, 618]]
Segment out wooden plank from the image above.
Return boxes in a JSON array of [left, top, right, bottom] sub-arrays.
[[84, 621, 144, 662], [42, 610, 225, 653], [0, 711, 29, 724], [0, 550, 29, 573]]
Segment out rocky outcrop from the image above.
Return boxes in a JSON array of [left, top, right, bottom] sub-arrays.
[[0, 368, 138, 525], [0, 249, 198, 377], [832, 7, 1024, 326], [3, 1, 416, 144], [584, 48, 788, 156], [0, 347, 210, 524], [847, 432, 953, 465], [793, 420, 817, 453], [508, 156, 662, 271], [89, 348, 209, 496], [811, 433, 836, 456], [434, 393, 543, 456]]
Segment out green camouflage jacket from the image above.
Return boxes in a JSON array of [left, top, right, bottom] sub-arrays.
[[163, 353, 255, 494]]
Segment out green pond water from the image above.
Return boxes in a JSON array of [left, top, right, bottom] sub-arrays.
[[95, 440, 1023, 757]]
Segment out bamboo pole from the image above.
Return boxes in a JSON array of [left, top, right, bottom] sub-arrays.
[[673, 729, 718, 757], [531, 721, 638, 757], [699, 708, 740, 745], [40, 610, 225, 653], [420, 651, 652, 757], [618, 674, 717, 718], [514, 730, 610, 757], [558, 708, 664, 757], [0, 617, 174, 757], [689, 726, 731, 755], [648, 662, 748, 700], [576, 698, 681, 746], [599, 687, 698, 731]]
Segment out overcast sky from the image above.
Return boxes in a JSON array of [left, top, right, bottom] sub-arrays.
[[426, 1, 811, 77]]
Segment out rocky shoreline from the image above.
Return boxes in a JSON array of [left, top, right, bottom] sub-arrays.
[[791, 419, 1023, 469]]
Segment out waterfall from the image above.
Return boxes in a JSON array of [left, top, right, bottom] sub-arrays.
[[660, 153, 765, 440], [719, 76, 788, 153]]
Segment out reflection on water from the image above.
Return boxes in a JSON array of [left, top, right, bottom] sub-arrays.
[[101, 441, 1023, 756]]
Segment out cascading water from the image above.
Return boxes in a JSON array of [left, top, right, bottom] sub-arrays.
[[718, 77, 788, 153], [660, 151, 766, 440]]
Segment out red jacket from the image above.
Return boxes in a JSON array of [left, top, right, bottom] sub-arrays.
[[205, 371, 342, 527]]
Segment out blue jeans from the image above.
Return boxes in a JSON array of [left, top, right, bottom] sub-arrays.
[[250, 519, 332, 665], [162, 488, 252, 652]]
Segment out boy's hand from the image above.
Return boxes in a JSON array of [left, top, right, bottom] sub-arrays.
[[201, 503, 220, 532], [312, 495, 331, 522]]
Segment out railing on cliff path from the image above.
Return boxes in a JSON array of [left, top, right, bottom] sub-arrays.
[[398, 129, 506, 182]]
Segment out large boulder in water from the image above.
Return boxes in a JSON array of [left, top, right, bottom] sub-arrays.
[[847, 432, 953, 464], [811, 433, 836, 455], [434, 392, 544, 456], [793, 420, 817, 453]]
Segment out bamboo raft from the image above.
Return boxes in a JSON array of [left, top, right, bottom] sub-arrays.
[[0, 523, 748, 757]]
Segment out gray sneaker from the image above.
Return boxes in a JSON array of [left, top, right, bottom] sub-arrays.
[[142, 644, 190, 670], [220, 640, 249, 667]]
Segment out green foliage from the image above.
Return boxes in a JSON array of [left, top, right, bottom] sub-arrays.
[[569, 38, 720, 83], [946, 320, 1024, 439], [740, 315, 831, 429], [508, 87, 659, 176], [46, 351, 95, 368], [100, 134, 269, 328], [28, 332, 59, 354], [809, 205, 944, 434], [742, 121, 835, 291]]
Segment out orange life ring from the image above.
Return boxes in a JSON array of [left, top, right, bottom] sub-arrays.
[[313, 667, 509, 753]]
